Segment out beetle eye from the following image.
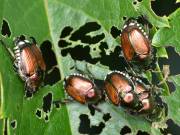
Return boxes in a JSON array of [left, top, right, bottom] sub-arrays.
[[13, 36, 46, 95]]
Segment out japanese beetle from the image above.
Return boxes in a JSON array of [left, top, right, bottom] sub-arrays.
[[120, 19, 153, 69], [132, 77, 166, 121], [64, 74, 102, 104], [104, 71, 139, 107], [133, 78, 152, 114], [105, 71, 165, 121], [13, 36, 46, 93]]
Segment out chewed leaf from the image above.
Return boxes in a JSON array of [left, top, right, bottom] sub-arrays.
[[135, 0, 169, 28], [152, 9, 180, 54], [163, 75, 180, 126], [0, 0, 178, 135]]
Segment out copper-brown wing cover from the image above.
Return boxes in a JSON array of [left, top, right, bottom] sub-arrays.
[[64, 76, 94, 104], [121, 31, 135, 61], [105, 72, 133, 105], [30, 44, 46, 71], [129, 28, 150, 60], [20, 44, 46, 76], [121, 27, 150, 61]]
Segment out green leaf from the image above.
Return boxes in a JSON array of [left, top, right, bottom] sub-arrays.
[[152, 9, 180, 54], [135, 0, 169, 28], [156, 47, 168, 58], [68, 102, 163, 135], [163, 75, 180, 126], [0, 0, 177, 134], [0, 119, 3, 134]]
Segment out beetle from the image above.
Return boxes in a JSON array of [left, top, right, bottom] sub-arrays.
[[132, 78, 153, 114], [13, 36, 46, 94], [104, 71, 166, 121], [120, 18, 153, 69], [131, 77, 166, 121], [104, 71, 140, 108], [64, 73, 102, 104]]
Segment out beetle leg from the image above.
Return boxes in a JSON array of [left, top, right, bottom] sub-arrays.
[[13, 60, 19, 72], [24, 79, 35, 94], [46, 65, 58, 74], [53, 98, 74, 105], [90, 104, 104, 113], [121, 55, 137, 76]]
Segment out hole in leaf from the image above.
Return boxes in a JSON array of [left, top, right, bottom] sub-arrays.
[[42, 93, 52, 113], [137, 130, 150, 135], [137, 0, 142, 2], [40, 40, 57, 71], [103, 113, 111, 122], [10, 120, 17, 129], [45, 115, 49, 122], [1, 19, 11, 37], [136, 16, 153, 28], [44, 67, 60, 85], [4, 118, 8, 135], [88, 104, 95, 116], [69, 22, 104, 44], [159, 47, 180, 75], [58, 40, 72, 48], [40, 40, 61, 85], [120, 126, 131, 135], [133, 1, 137, 5], [110, 26, 121, 38], [60, 26, 73, 38], [70, 66, 75, 70], [151, 0, 180, 16], [54, 102, 61, 109], [35, 109, 42, 118], [79, 114, 105, 134], [79, 114, 91, 134], [123, 16, 127, 20], [161, 119, 180, 135], [61, 45, 98, 64], [99, 46, 127, 71], [59, 23, 128, 71]]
